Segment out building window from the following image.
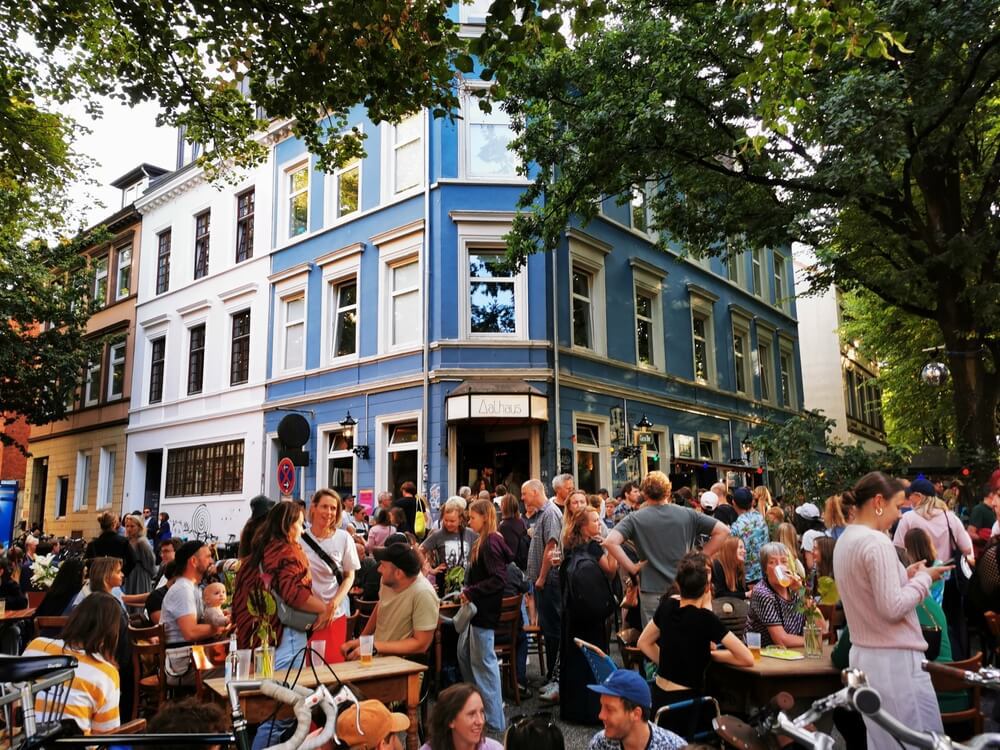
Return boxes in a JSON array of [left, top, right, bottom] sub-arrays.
[[155, 230, 171, 294], [149, 336, 165, 404], [469, 252, 516, 334], [751, 249, 763, 297], [193, 210, 210, 279], [288, 165, 309, 237], [698, 435, 721, 461], [97, 447, 115, 508], [635, 289, 655, 366], [845, 368, 858, 418], [630, 188, 652, 233], [92, 255, 108, 308], [327, 431, 356, 500], [391, 114, 423, 194], [460, 0, 492, 24], [335, 158, 360, 218], [107, 340, 126, 400], [332, 279, 358, 358], [725, 241, 744, 287], [230, 310, 251, 385], [466, 98, 518, 178], [390, 260, 420, 348], [282, 295, 305, 371], [692, 312, 713, 383], [758, 341, 774, 403], [164, 439, 244, 497], [187, 324, 205, 395], [114, 245, 131, 299], [235, 188, 255, 263], [575, 423, 602, 493], [774, 254, 788, 312], [56, 476, 69, 518], [779, 347, 795, 408], [571, 265, 593, 349], [84, 358, 101, 407], [73, 451, 90, 511], [386, 422, 418, 498], [733, 324, 751, 395]]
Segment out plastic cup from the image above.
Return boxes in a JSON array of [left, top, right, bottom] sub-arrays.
[[236, 649, 252, 679], [774, 564, 793, 588], [310, 640, 326, 666], [360, 635, 374, 666], [0, 600, 7, 617], [746, 631, 761, 660]]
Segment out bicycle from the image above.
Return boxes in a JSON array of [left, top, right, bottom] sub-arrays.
[[714, 666, 1000, 750]]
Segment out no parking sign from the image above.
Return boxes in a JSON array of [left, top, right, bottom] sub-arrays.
[[277, 457, 296, 496]]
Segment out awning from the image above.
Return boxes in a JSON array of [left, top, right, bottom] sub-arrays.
[[446, 380, 548, 422]]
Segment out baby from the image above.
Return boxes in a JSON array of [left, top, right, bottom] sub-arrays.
[[202, 582, 230, 627]]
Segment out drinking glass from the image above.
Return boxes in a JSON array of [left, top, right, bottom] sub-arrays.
[[745, 631, 761, 661]]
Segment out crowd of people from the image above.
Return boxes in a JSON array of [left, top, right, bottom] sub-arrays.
[[3, 466, 1000, 749]]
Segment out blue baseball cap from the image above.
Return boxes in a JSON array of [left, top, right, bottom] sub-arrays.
[[906, 478, 936, 498], [587, 669, 651, 709]]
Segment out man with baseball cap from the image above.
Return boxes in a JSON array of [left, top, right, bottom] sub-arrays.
[[588, 669, 685, 749], [336, 699, 409, 750], [341, 541, 439, 661]]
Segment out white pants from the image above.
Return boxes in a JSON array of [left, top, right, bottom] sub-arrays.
[[849, 645, 943, 750]]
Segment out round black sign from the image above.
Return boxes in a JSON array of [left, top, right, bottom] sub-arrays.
[[277, 413, 311, 448]]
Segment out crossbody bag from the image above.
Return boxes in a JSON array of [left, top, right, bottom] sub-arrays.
[[301, 531, 344, 585]]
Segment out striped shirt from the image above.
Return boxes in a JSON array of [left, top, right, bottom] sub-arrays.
[[22, 637, 120, 734]]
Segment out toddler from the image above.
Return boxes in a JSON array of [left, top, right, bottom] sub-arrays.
[[202, 581, 229, 627]]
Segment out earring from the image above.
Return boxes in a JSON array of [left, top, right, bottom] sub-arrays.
[[875, 506, 884, 516]]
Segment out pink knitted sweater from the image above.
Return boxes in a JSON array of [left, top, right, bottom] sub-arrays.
[[832, 524, 932, 651]]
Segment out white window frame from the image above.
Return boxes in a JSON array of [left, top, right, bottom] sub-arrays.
[[629, 187, 652, 235], [318, 245, 362, 365], [92, 254, 109, 308], [773, 253, 790, 313], [778, 336, 797, 409], [697, 432, 723, 462], [461, 244, 527, 339], [690, 293, 717, 386], [568, 231, 609, 356], [325, 126, 363, 223], [377, 237, 422, 355], [460, 85, 522, 181], [640, 427, 670, 476], [751, 248, 763, 298], [281, 158, 310, 242], [460, 0, 492, 23], [631, 259, 666, 371], [375, 410, 421, 498], [279, 291, 307, 374], [756, 329, 776, 405], [84, 356, 102, 407], [96, 446, 116, 509], [732, 315, 752, 396], [673, 433, 696, 460], [319, 425, 358, 496], [107, 340, 126, 400], [73, 451, 90, 511], [114, 244, 132, 300], [725, 240, 745, 288], [571, 413, 611, 495], [382, 113, 424, 200]]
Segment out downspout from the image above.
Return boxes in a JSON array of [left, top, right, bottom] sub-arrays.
[[551, 245, 561, 478], [421, 108, 431, 498]]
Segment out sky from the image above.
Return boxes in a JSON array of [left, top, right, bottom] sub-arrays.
[[64, 97, 177, 228]]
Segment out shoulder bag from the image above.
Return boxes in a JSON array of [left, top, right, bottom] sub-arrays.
[[945, 512, 973, 595], [919, 600, 942, 661], [258, 566, 318, 632], [300, 531, 344, 585]]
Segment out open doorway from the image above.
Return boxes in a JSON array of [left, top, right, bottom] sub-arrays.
[[455, 425, 531, 500]]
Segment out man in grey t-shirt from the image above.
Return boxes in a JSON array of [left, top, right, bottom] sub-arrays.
[[523, 478, 563, 681], [160, 540, 224, 681], [604, 472, 729, 625]]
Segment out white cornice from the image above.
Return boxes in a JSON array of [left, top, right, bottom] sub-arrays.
[[136, 170, 207, 214]]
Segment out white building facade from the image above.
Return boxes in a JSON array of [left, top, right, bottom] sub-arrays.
[[123, 145, 275, 542]]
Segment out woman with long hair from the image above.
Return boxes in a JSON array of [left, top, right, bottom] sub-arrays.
[[832, 471, 951, 749], [823, 495, 848, 541], [458, 499, 509, 733], [775, 523, 806, 579], [232, 501, 338, 750], [23, 592, 123, 734], [498, 494, 528, 571], [753, 486, 773, 516], [903, 527, 946, 607], [366, 508, 396, 553], [124, 514, 155, 595], [559, 506, 616, 724], [712, 536, 747, 599], [419, 683, 503, 750], [37, 558, 86, 618]]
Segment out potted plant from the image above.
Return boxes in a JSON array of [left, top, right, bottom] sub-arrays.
[[246, 588, 276, 677], [30, 554, 57, 590]]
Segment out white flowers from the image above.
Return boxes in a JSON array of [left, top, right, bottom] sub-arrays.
[[30, 554, 57, 589]]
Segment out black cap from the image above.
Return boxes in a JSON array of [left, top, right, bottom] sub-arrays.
[[374, 542, 421, 577], [250, 494, 276, 520], [175, 539, 206, 573]]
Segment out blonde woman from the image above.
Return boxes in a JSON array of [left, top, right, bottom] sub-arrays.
[[753, 486, 773, 516], [823, 495, 848, 541], [458, 499, 508, 733], [124, 514, 155, 595], [776, 523, 806, 579]]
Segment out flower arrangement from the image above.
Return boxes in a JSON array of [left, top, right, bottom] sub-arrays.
[[246, 587, 276, 677], [30, 554, 57, 589]]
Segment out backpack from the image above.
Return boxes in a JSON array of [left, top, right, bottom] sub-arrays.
[[514, 530, 530, 571], [565, 551, 616, 621]]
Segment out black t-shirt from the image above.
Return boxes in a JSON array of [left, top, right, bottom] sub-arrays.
[[392, 496, 417, 534], [653, 597, 729, 693], [714, 504, 738, 526], [145, 584, 169, 620], [711, 559, 745, 600]]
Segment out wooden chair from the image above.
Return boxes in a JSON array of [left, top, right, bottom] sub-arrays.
[[355, 599, 378, 631], [983, 611, 1000, 664], [95, 718, 146, 735], [494, 595, 523, 705], [616, 628, 644, 672], [817, 604, 844, 645], [128, 623, 167, 719], [522, 624, 546, 679], [927, 651, 984, 737], [35, 616, 69, 636], [26, 591, 46, 609]]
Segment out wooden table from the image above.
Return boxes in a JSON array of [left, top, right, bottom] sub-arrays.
[[203, 655, 426, 750], [707, 643, 843, 711], [0, 608, 36, 622]]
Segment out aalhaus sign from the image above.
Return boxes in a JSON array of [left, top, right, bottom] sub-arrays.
[[446, 392, 548, 421]]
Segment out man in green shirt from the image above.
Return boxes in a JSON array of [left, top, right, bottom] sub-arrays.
[[967, 483, 999, 559]]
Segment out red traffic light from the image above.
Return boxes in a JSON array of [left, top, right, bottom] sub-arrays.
[[756, 468, 764, 475]]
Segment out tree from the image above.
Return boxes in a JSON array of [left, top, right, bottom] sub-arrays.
[[490, 0, 1000, 479], [839, 290, 956, 449]]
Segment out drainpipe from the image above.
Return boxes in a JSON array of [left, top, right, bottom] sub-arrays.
[[551, 245, 561, 479], [421, 108, 431, 499]]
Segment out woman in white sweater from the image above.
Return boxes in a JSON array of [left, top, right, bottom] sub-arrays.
[[832, 471, 952, 750]]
